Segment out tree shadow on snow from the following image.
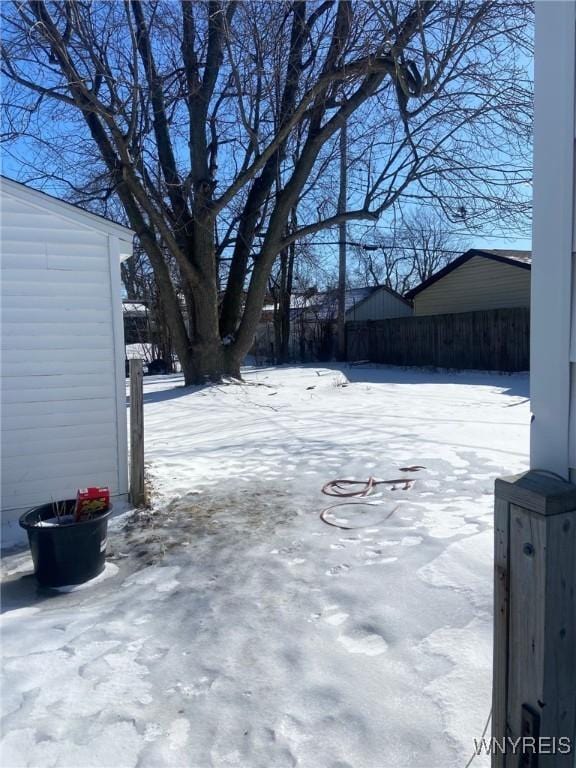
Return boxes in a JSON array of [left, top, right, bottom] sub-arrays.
[[126, 382, 208, 407]]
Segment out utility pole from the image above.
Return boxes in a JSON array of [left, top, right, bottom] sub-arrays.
[[337, 121, 347, 360]]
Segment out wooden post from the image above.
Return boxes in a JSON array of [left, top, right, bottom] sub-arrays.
[[492, 494, 511, 768], [129, 358, 145, 507], [492, 471, 576, 766]]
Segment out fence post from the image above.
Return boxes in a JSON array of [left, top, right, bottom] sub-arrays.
[[491, 471, 576, 766], [129, 358, 145, 507]]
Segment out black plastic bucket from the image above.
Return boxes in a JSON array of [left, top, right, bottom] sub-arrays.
[[19, 500, 112, 588]]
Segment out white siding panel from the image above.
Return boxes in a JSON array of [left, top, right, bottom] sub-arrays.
[[3, 426, 116, 459], [3, 465, 120, 506], [2, 335, 113, 351], [1, 197, 32, 214], [4, 482, 115, 510], [2, 322, 112, 338], [2, 235, 107, 254], [4, 359, 115, 377], [3, 307, 112, 324], [3, 452, 118, 483], [2, 348, 114, 366], [6, 397, 114, 418], [1, 372, 114, 391], [2, 280, 111, 298], [2, 251, 105, 271], [2, 269, 110, 287], [2, 384, 114, 404], [1, 221, 109, 245], [46, 254, 109, 272], [2, 294, 112, 311], [1, 185, 129, 524], [2, 251, 47, 270], [1, 178, 133, 240], [414, 256, 531, 316], [3, 404, 116, 431]]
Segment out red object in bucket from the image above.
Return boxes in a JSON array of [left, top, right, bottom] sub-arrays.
[[74, 487, 110, 522]]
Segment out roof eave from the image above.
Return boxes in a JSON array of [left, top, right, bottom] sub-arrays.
[[1, 175, 134, 239]]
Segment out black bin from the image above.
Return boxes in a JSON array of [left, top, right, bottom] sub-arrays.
[[19, 500, 112, 588]]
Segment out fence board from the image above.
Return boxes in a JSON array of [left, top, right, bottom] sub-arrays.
[[346, 308, 529, 372]]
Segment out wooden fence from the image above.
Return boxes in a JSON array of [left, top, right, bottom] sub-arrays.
[[346, 307, 530, 372]]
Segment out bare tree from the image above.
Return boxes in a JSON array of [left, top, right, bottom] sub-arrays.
[[268, 206, 299, 364], [401, 212, 466, 287], [2, 1, 532, 383], [336, 121, 347, 361], [352, 211, 467, 293], [352, 230, 410, 291]]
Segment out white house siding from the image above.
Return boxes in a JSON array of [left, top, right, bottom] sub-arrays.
[[345, 287, 413, 322], [531, 2, 575, 483], [1, 180, 131, 531], [413, 256, 531, 316]]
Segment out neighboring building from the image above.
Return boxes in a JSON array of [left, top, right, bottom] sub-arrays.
[[123, 300, 150, 345], [345, 284, 413, 322], [309, 286, 377, 319], [531, 1, 575, 482], [347, 250, 532, 370], [252, 286, 410, 362], [405, 249, 531, 315], [1, 176, 133, 537]]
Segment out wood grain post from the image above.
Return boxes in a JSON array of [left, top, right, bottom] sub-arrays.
[[492, 471, 576, 767], [129, 358, 145, 507]]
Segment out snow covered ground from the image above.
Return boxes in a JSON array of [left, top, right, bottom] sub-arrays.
[[1, 365, 530, 768]]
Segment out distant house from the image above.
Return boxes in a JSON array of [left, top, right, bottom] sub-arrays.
[[347, 249, 532, 371], [405, 249, 531, 315], [123, 300, 150, 345], [1, 176, 133, 537], [345, 284, 413, 322], [253, 286, 411, 362]]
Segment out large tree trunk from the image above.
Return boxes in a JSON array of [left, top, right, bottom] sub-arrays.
[[190, 343, 242, 382], [278, 242, 295, 364]]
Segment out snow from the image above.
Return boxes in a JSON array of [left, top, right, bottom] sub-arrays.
[[125, 343, 153, 360], [0, 364, 530, 768], [122, 302, 148, 315]]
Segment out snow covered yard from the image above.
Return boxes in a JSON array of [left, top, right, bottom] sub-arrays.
[[1, 365, 530, 768]]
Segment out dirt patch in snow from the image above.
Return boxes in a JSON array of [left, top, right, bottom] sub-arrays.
[[111, 485, 300, 569]]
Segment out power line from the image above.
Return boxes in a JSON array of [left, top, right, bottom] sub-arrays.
[[311, 241, 528, 255], [349, 226, 530, 242]]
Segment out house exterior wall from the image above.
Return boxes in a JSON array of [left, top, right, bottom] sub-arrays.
[[413, 256, 531, 316], [0, 181, 131, 532], [532, 2, 575, 483], [345, 287, 413, 322]]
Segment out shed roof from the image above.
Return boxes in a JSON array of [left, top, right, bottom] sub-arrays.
[[405, 248, 532, 299], [1, 175, 134, 240], [300, 287, 378, 319], [123, 301, 148, 316], [262, 287, 379, 318]]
